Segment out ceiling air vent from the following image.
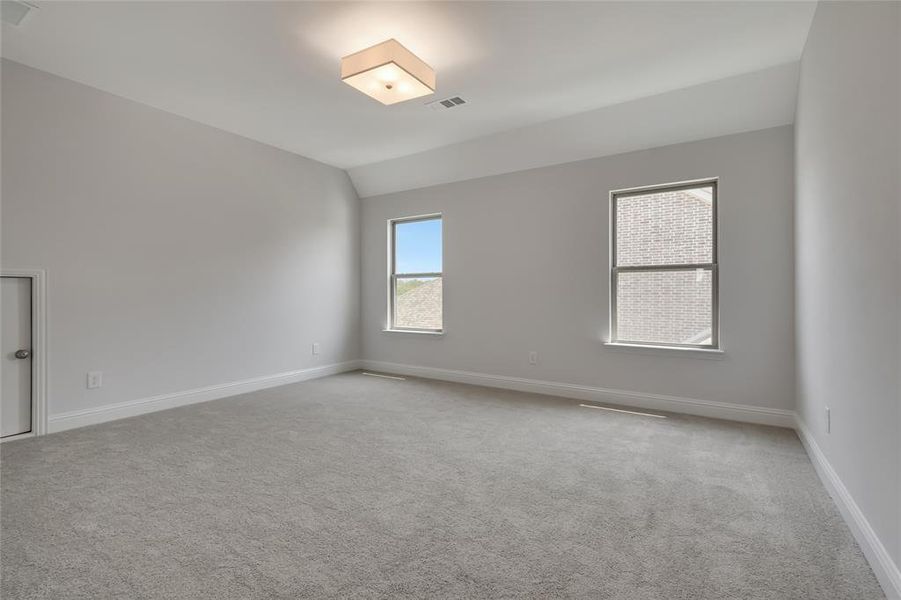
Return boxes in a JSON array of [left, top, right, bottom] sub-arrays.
[[426, 96, 467, 111], [1, 0, 37, 26]]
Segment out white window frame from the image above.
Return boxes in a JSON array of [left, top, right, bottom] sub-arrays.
[[609, 179, 719, 350], [387, 213, 443, 333]]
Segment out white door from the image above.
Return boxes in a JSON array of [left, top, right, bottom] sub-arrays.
[[1, 276, 32, 437]]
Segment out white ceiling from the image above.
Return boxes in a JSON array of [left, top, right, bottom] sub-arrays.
[[350, 63, 800, 197], [2, 1, 815, 174]]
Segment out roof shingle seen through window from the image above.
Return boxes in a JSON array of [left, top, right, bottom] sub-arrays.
[[395, 278, 442, 330]]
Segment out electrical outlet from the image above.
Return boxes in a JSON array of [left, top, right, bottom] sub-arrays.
[[528, 351, 538, 365], [825, 407, 831, 434], [312, 343, 320, 356], [87, 371, 103, 389]]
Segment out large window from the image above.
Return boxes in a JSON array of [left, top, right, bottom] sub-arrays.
[[610, 179, 718, 349], [389, 214, 443, 332]]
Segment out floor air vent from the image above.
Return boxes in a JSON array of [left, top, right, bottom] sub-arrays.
[[362, 372, 406, 381]]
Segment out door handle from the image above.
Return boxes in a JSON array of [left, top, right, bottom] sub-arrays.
[[14, 349, 31, 359]]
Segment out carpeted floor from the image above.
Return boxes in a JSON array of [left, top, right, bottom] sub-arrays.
[[0, 372, 884, 599]]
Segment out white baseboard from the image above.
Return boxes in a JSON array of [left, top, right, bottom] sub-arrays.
[[360, 360, 795, 428], [48, 361, 362, 434], [795, 417, 901, 600]]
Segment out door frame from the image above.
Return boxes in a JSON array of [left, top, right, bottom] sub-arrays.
[[1, 268, 47, 441]]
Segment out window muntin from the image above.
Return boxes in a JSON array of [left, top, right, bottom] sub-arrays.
[[610, 180, 718, 349], [389, 215, 443, 332]]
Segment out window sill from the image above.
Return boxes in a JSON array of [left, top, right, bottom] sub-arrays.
[[382, 329, 444, 336], [603, 342, 725, 360]]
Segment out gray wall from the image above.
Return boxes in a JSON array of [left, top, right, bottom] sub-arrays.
[[362, 126, 796, 411], [1, 60, 361, 417], [795, 0, 901, 573]]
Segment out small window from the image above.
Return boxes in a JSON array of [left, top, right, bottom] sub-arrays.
[[389, 214, 443, 332], [610, 180, 718, 349]]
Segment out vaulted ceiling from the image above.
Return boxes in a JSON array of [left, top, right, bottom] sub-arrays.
[[2, 1, 816, 195]]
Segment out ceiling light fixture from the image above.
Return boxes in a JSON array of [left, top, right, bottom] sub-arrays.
[[340, 39, 436, 105]]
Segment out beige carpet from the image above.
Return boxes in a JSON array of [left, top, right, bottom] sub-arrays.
[[0, 372, 885, 599]]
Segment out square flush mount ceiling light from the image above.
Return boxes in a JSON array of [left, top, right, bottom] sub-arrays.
[[341, 39, 436, 105]]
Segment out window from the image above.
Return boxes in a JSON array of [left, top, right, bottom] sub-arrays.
[[389, 214, 443, 332], [610, 179, 718, 349]]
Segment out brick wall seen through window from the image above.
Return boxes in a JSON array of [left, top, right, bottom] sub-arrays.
[[612, 182, 717, 348]]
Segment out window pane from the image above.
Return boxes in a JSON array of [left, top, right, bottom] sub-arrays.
[[616, 269, 712, 345], [616, 186, 713, 266], [395, 218, 442, 274], [394, 277, 442, 330]]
